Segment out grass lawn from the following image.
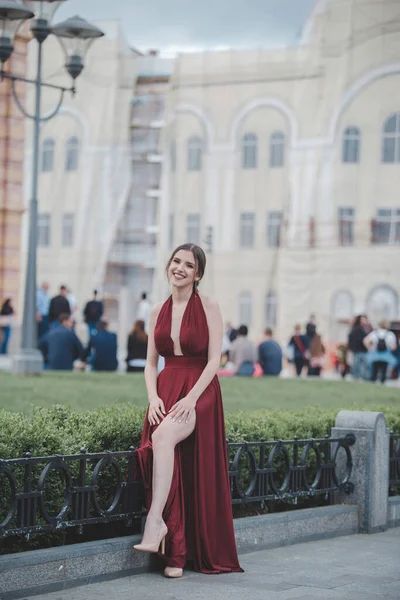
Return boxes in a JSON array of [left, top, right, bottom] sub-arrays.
[[0, 371, 398, 414]]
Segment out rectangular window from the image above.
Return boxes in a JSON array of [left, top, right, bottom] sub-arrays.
[[240, 212, 255, 248], [338, 207, 355, 246], [186, 213, 201, 245], [373, 208, 400, 245], [266, 211, 282, 247], [62, 213, 74, 247], [168, 213, 174, 249], [37, 213, 51, 247]]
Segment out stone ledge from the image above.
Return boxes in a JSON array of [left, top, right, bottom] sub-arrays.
[[0, 505, 358, 599], [388, 496, 400, 528]]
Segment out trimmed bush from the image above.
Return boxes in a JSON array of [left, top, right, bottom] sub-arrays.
[[1, 404, 399, 555], [1, 403, 399, 459]]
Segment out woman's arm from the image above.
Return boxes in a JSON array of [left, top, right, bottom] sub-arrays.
[[144, 303, 163, 399], [144, 302, 165, 425], [184, 296, 223, 402]]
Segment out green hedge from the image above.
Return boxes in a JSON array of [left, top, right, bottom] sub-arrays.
[[1, 403, 399, 459], [1, 404, 399, 555]]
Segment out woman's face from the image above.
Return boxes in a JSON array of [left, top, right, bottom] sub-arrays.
[[168, 249, 200, 290]]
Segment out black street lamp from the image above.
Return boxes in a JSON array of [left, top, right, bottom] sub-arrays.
[[0, 0, 104, 375]]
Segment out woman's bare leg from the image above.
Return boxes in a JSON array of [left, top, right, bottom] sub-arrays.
[[139, 414, 196, 545]]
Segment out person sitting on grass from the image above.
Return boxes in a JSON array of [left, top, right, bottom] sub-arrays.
[[84, 317, 118, 372], [258, 328, 283, 376], [38, 313, 84, 370], [230, 325, 258, 376]]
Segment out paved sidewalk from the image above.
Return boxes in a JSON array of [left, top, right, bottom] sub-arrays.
[[27, 528, 400, 600]]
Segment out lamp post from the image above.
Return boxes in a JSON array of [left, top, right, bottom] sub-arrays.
[[0, 0, 103, 375]]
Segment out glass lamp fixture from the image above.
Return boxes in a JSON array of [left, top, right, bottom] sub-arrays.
[[22, 0, 65, 22], [51, 15, 104, 79], [0, 0, 34, 63]]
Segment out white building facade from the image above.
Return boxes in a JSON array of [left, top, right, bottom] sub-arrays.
[[155, 0, 400, 344]]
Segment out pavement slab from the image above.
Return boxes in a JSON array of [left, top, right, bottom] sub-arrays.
[[22, 528, 400, 600]]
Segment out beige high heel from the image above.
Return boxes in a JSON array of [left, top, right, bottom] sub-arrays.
[[164, 567, 183, 579], [133, 519, 167, 554]]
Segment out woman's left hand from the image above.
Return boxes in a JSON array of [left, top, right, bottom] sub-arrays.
[[169, 395, 197, 424]]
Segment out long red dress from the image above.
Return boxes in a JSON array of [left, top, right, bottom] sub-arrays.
[[136, 291, 242, 573]]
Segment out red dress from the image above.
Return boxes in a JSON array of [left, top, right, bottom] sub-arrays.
[[136, 291, 242, 573]]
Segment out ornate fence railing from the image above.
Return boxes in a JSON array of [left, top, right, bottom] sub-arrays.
[[0, 448, 144, 539], [228, 434, 356, 505], [0, 434, 356, 540], [389, 433, 400, 494]]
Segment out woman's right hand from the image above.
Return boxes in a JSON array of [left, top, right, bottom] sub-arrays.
[[148, 396, 166, 426]]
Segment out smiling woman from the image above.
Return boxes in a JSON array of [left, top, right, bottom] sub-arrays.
[[133, 242, 243, 579]]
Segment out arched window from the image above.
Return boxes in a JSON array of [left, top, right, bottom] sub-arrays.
[[65, 136, 80, 171], [367, 285, 399, 323], [331, 290, 354, 343], [265, 291, 277, 328], [41, 137, 55, 173], [242, 133, 257, 169], [342, 127, 361, 163], [170, 140, 176, 172], [269, 131, 285, 168], [187, 136, 203, 171], [238, 290, 253, 328], [382, 113, 400, 163]]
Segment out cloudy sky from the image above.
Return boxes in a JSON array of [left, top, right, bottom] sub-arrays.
[[57, 0, 317, 54]]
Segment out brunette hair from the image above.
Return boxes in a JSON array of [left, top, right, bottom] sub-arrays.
[[165, 243, 207, 289], [130, 319, 148, 342], [58, 313, 70, 325]]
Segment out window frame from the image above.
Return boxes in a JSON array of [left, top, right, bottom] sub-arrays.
[[41, 137, 55, 173], [186, 212, 201, 244], [242, 132, 258, 169], [62, 213, 75, 248], [342, 127, 361, 164], [37, 213, 51, 247], [269, 131, 285, 168], [266, 210, 282, 247], [338, 207, 355, 246], [239, 212, 255, 248], [265, 290, 277, 328], [238, 290, 253, 328], [187, 136, 203, 171], [382, 113, 400, 164], [373, 208, 400, 245], [65, 136, 80, 172]]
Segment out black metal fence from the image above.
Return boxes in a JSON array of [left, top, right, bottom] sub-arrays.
[[228, 434, 356, 505], [389, 433, 400, 494], [0, 433, 357, 541], [0, 448, 144, 539]]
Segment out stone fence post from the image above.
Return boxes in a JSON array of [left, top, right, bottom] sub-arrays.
[[332, 410, 389, 534]]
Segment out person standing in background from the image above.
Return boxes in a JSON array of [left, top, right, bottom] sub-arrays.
[[308, 331, 325, 377], [36, 282, 50, 340], [306, 314, 317, 339], [0, 298, 14, 354], [67, 288, 78, 330], [83, 290, 104, 337], [137, 292, 150, 333], [288, 324, 310, 377], [363, 320, 397, 384], [49, 285, 71, 325], [348, 315, 369, 380], [126, 319, 148, 372]]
